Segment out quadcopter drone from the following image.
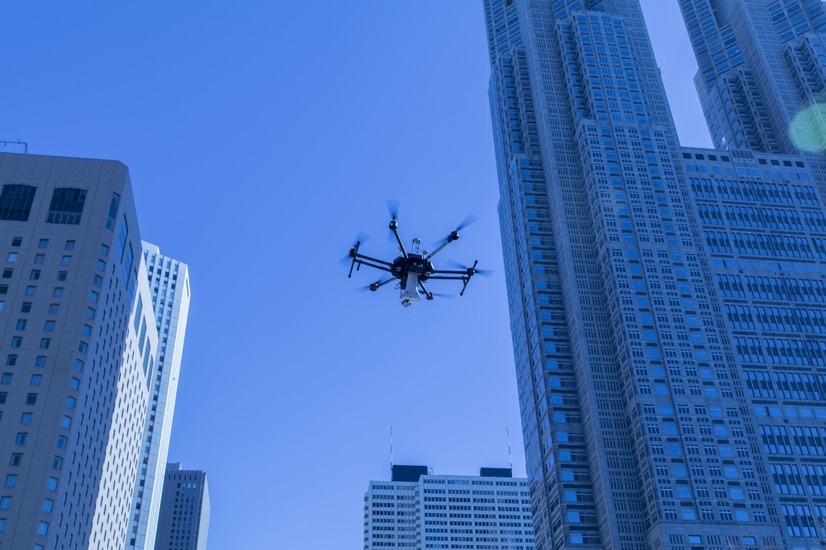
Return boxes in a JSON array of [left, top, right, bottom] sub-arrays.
[[345, 207, 484, 307]]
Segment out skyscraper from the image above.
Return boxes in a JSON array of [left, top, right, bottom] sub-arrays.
[[0, 152, 160, 548], [363, 465, 534, 550], [155, 463, 210, 550], [485, 1, 826, 548], [679, 0, 826, 153], [127, 244, 191, 550]]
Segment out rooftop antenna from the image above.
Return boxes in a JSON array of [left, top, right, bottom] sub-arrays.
[[507, 428, 513, 469], [0, 140, 28, 154], [390, 426, 394, 471]]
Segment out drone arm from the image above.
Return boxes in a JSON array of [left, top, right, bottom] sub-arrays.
[[389, 220, 408, 258], [425, 274, 468, 281], [418, 280, 433, 300], [353, 258, 393, 274], [425, 231, 459, 260], [352, 253, 392, 267], [371, 278, 396, 291]]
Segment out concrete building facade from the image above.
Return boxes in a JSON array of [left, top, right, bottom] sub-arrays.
[[0, 152, 159, 549]]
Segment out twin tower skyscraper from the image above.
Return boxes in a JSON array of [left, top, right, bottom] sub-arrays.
[[0, 154, 191, 549], [485, 1, 826, 549]]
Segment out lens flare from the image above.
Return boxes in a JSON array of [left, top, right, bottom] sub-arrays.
[[789, 103, 826, 152]]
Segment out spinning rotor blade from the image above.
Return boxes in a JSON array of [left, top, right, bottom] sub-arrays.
[[446, 259, 493, 277], [340, 232, 371, 265], [386, 199, 400, 222], [427, 214, 479, 259], [454, 214, 478, 233], [351, 231, 371, 247]]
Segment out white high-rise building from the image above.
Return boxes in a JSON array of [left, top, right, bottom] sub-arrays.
[[0, 152, 160, 549], [126, 244, 191, 550], [364, 465, 534, 550]]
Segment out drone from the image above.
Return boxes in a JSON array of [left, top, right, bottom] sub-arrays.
[[345, 206, 485, 307]]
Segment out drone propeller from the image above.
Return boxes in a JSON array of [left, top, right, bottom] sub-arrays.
[[351, 231, 371, 247], [453, 213, 478, 233], [446, 259, 493, 277], [340, 232, 371, 265], [386, 199, 400, 222], [356, 278, 393, 292], [427, 214, 478, 259]]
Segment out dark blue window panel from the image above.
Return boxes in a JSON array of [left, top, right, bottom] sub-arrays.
[[46, 188, 87, 225], [0, 185, 37, 222]]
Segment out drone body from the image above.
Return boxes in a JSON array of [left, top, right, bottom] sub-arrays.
[[346, 214, 481, 307]]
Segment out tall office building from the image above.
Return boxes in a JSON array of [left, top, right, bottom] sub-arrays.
[[154, 463, 210, 550], [127, 244, 191, 550], [485, 1, 826, 548], [0, 153, 160, 548], [364, 465, 534, 550]]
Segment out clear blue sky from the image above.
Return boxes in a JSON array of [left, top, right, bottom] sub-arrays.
[[1, 2, 710, 547]]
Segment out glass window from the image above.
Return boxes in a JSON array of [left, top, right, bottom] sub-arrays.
[[0, 185, 37, 221], [6, 253, 17, 263], [3, 475, 15, 488], [64, 240, 75, 250], [106, 193, 120, 230], [37, 239, 48, 249], [46, 188, 87, 225], [30, 375, 42, 386]]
